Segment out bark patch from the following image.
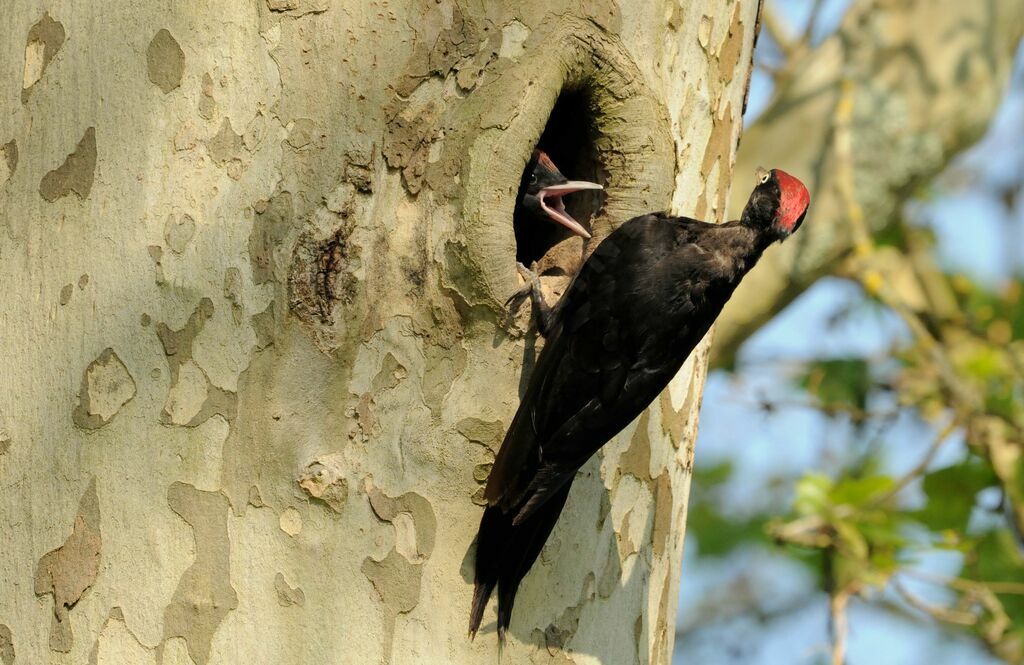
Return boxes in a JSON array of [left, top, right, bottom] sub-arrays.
[[273, 573, 305, 607], [362, 548, 421, 612], [461, 417, 504, 505], [250, 192, 293, 285], [164, 213, 196, 254], [88, 608, 153, 665], [205, 119, 245, 179], [289, 219, 360, 331], [156, 299, 238, 426], [421, 341, 468, 419], [22, 12, 65, 103], [0, 140, 17, 186], [650, 472, 673, 558], [72, 348, 136, 430], [40, 127, 97, 202], [543, 574, 594, 654], [34, 478, 101, 653], [651, 578, 672, 663], [198, 73, 216, 119], [716, 3, 745, 86], [251, 302, 276, 349], [148, 245, 165, 285], [361, 548, 423, 661], [597, 537, 622, 599], [285, 118, 317, 149], [266, 0, 329, 16], [618, 410, 652, 482], [658, 388, 690, 450], [278, 507, 302, 536], [160, 483, 238, 665], [365, 479, 436, 562], [146, 29, 185, 94], [694, 102, 736, 221], [457, 417, 504, 454], [372, 353, 407, 393], [298, 461, 349, 513], [0, 624, 13, 664]]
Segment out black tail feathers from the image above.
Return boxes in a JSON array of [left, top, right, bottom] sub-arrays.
[[468, 483, 574, 644]]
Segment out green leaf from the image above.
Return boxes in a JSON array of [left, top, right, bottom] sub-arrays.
[[794, 474, 833, 517], [693, 461, 734, 489], [687, 502, 769, 558], [916, 459, 997, 531], [968, 529, 1024, 624], [857, 517, 908, 550], [835, 519, 869, 561], [798, 358, 872, 413], [830, 475, 895, 507]]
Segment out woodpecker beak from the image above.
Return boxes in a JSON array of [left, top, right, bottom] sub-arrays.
[[537, 181, 603, 239]]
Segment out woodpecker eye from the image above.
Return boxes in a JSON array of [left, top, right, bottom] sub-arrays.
[[530, 173, 538, 185], [760, 171, 770, 184]]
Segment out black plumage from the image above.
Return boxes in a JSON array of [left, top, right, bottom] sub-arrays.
[[469, 165, 810, 643]]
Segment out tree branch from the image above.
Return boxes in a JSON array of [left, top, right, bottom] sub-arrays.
[[760, 5, 798, 59], [829, 589, 849, 665], [712, 0, 1024, 367]]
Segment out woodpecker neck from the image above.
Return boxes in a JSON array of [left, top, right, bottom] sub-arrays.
[[706, 221, 776, 282]]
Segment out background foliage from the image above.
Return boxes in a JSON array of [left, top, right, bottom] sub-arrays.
[[675, 1, 1024, 663]]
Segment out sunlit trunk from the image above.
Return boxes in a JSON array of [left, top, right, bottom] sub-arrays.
[[0, 1, 760, 662]]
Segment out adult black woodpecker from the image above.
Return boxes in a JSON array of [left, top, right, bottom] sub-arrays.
[[514, 150, 603, 265], [469, 166, 811, 644]]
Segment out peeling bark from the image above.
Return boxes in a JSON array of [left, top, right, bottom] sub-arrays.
[[0, 1, 759, 662], [34, 479, 101, 653]]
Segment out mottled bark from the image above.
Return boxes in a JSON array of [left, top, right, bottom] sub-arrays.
[[0, 2, 760, 663], [713, 0, 1024, 366]]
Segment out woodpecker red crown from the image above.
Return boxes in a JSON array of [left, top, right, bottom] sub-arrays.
[[774, 169, 810, 232]]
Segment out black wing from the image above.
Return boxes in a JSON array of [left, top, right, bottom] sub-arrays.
[[486, 213, 728, 524]]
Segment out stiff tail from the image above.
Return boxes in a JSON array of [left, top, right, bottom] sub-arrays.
[[468, 482, 574, 643]]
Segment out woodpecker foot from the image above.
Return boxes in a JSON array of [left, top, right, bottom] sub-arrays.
[[506, 262, 555, 337]]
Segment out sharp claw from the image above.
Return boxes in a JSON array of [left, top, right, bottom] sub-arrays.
[[506, 266, 532, 310], [505, 285, 530, 310], [515, 262, 543, 292]]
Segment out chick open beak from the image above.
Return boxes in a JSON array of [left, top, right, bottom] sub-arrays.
[[537, 181, 603, 239]]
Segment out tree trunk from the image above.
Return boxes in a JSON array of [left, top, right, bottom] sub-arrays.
[[712, 0, 1024, 366], [0, 1, 760, 663]]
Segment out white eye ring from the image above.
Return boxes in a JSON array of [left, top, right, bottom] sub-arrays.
[[760, 171, 770, 184]]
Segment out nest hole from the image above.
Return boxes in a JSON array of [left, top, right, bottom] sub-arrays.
[[513, 87, 606, 267]]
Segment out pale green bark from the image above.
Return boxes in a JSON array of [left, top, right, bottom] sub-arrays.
[[0, 1, 761, 662]]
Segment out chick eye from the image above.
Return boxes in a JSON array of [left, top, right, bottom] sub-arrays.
[[530, 173, 538, 185], [760, 171, 770, 184]]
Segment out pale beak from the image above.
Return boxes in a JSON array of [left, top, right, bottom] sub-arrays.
[[537, 181, 603, 239]]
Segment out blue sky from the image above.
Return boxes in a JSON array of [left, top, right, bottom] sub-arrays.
[[674, 2, 1024, 662]]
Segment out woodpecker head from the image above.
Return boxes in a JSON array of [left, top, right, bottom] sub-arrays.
[[519, 150, 603, 239], [741, 167, 810, 240]]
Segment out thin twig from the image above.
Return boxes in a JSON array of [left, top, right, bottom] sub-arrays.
[[829, 589, 850, 665], [800, 0, 827, 47], [770, 513, 833, 548], [761, 4, 797, 58], [892, 579, 978, 626], [904, 569, 1024, 596], [831, 77, 982, 414], [867, 417, 959, 508]]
